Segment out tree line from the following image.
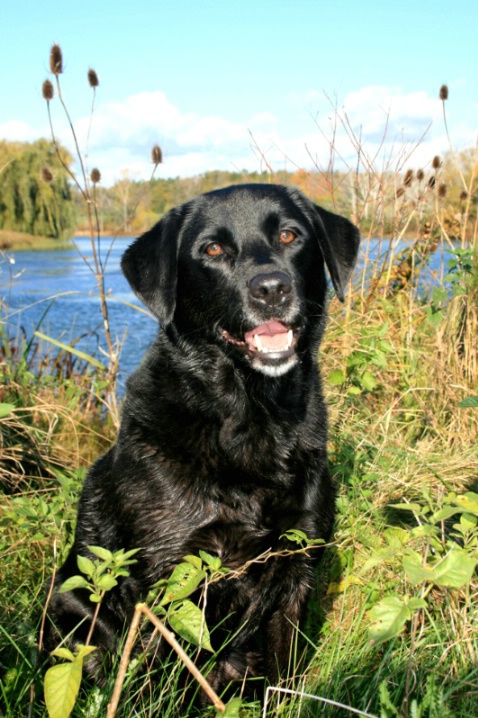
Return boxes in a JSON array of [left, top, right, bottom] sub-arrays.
[[1, 139, 476, 243]]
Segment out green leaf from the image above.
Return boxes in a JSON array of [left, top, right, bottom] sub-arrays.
[[183, 554, 203, 570], [96, 574, 118, 592], [169, 600, 213, 651], [50, 648, 76, 662], [77, 555, 96, 578], [222, 697, 243, 717], [59, 575, 90, 593], [455, 492, 478, 514], [160, 562, 205, 605], [44, 656, 83, 718], [87, 545, 113, 562], [0, 403, 15, 418], [74, 645, 97, 661], [389, 502, 423, 514], [431, 506, 462, 523], [198, 550, 222, 571], [281, 529, 309, 546], [361, 371, 377, 391], [458, 396, 478, 408], [369, 596, 419, 644], [404, 547, 477, 588], [379, 680, 400, 717], [328, 369, 346, 386]]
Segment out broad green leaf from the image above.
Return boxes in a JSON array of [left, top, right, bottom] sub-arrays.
[[160, 562, 205, 605], [454, 492, 478, 515], [169, 600, 213, 651], [87, 545, 113, 562], [59, 575, 90, 593], [198, 550, 222, 571], [383, 527, 411, 548], [75, 645, 97, 660], [404, 547, 477, 588], [44, 657, 82, 718], [458, 396, 478, 408], [369, 596, 419, 644], [77, 555, 96, 578], [431, 506, 462, 523], [430, 548, 477, 588], [183, 554, 203, 570], [0, 403, 15, 418], [328, 369, 346, 386], [51, 647, 75, 662], [96, 574, 118, 592], [222, 697, 243, 717]]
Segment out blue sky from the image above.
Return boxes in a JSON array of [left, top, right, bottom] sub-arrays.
[[1, 0, 476, 184]]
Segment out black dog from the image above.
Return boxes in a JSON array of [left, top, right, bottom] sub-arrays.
[[44, 184, 359, 695]]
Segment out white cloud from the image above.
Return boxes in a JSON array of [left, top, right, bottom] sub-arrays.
[[1, 86, 474, 185]]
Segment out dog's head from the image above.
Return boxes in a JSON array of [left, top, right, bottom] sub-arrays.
[[122, 184, 360, 377]]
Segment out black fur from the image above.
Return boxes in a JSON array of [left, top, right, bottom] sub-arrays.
[[44, 184, 359, 695]]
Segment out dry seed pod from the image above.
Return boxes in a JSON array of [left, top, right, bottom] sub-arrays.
[[88, 69, 99, 88], [439, 84, 449, 101], [90, 168, 101, 184], [42, 79, 54, 100], [152, 145, 163, 164], [50, 44, 63, 75]]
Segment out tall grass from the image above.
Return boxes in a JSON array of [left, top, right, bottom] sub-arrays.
[[1, 74, 477, 717]]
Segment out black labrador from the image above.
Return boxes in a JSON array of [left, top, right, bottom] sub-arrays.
[[44, 183, 359, 695]]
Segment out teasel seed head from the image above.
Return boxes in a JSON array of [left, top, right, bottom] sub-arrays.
[[438, 183, 447, 198], [439, 84, 449, 101], [403, 169, 414, 187], [90, 168, 101, 184], [432, 155, 441, 170], [428, 176, 436, 189], [152, 145, 163, 165], [460, 191, 468, 201], [41, 167, 54, 183], [88, 69, 99, 88], [396, 187, 405, 198], [42, 79, 54, 101], [49, 44, 63, 75], [417, 169, 424, 182]]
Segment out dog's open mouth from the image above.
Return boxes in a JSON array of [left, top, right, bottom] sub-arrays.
[[221, 321, 298, 360]]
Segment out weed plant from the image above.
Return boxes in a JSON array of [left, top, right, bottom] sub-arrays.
[[1, 59, 478, 717]]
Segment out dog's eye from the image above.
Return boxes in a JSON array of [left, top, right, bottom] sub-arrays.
[[279, 230, 297, 245], [205, 242, 224, 257]]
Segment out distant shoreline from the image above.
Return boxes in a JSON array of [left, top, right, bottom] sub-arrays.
[[0, 230, 73, 252]]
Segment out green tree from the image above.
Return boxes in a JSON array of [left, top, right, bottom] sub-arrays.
[[0, 139, 76, 240]]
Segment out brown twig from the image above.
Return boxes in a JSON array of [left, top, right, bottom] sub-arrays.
[[106, 603, 226, 717]]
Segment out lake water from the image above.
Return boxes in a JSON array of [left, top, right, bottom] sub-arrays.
[[1, 236, 450, 392]]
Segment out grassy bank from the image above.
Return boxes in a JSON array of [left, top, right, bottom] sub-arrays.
[[0, 230, 73, 251], [1, 237, 477, 716]]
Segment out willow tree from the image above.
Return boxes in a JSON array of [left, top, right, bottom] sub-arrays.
[[0, 139, 76, 239]]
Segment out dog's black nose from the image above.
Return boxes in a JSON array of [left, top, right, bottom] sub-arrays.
[[248, 271, 292, 306]]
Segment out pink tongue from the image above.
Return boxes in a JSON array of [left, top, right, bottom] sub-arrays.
[[244, 321, 289, 351]]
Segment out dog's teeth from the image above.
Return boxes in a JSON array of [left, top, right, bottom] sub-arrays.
[[287, 329, 293, 348], [254, 334, 263, 351]]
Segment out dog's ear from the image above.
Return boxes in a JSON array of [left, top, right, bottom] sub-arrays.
[[121, 206, 185, 325], [312, 205, 360, 302]]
